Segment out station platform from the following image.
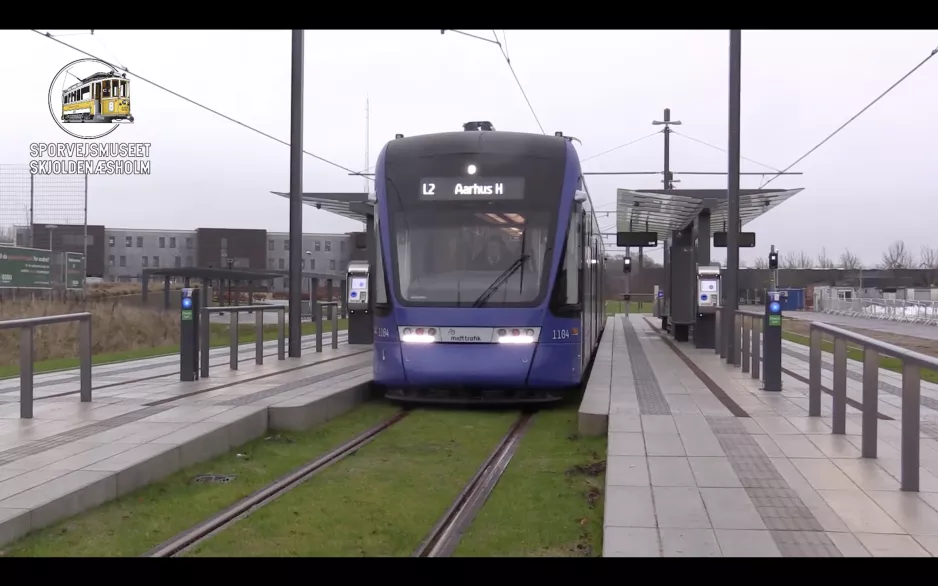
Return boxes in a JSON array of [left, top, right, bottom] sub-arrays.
[[0, 330, 373, 548], [581, 314, 938, 557]]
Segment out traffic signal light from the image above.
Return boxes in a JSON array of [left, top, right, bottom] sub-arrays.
[[768, 251, 778, 270], [623, 257, 632, 273]]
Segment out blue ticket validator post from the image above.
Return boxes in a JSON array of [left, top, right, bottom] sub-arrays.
[[763, 292, 783, 392], [180, 287, 201, 381]]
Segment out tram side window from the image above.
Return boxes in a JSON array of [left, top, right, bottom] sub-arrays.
[[563, 210, 580, 305], [102, 83, 110, 98], [374, 216, 388, 305]]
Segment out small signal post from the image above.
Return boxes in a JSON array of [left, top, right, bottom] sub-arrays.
[[180, 287, 201, 382], [763, 291, 783, 392]]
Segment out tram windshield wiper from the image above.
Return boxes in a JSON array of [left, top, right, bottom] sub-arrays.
[[472, 254, 530, 308]]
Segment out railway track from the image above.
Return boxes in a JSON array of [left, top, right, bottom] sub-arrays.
[[144, 409, 409, 558], [4, 332, 349, 403], [413, 411, 535, 558]]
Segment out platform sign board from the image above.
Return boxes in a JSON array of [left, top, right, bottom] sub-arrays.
[[0, 245, 53, 289], [65, 252, 85, 290]]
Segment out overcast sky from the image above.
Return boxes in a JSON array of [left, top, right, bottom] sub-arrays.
[[1, 29, 935, 266]]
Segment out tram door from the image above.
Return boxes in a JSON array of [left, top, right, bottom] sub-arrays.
[[94, 82, 102, 119]]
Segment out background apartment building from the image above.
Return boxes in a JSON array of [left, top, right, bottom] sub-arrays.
[[99, 227, 354, 291]]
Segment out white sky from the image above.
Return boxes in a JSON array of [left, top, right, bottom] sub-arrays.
[[1, 29, 936, 266]]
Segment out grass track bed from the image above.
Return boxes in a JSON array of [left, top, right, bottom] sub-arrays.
[[453, 406, 607, 557], [0, 402, 397, 557], [186, 408, 518, 557]]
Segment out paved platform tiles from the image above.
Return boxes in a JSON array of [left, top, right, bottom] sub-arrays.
[[0, 330, 374, 548], [603, 314, 938, 557]]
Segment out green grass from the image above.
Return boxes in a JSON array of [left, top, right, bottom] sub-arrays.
[[0, 402, 397, 557], [604, 300, 653, 315], [453, 405, 607, 557], [781, 325, 938, 385], [185, 409, 519, 557], [0, 318, 348, 381]]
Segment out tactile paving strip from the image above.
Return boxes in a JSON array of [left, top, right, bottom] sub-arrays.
[[218, 361, 372, 406], [704, 415, 842, 557], [620, 317, 672, 415], [0, 405, 175, 466]]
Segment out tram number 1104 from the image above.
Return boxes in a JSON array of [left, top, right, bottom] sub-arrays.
[[552, 329, 570, 340]]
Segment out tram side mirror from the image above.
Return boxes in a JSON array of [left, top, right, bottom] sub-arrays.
[[574, 190, 588, 202], [347, 260, 370, 311]]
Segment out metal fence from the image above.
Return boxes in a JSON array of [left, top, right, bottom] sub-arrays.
[[0, 165, 87, 247], [198, 301, 341, 377], [200, 305, 287, 376], [815, 297, 938, 326], [0, 312, 92, 418], [807, 321, 934, 492]]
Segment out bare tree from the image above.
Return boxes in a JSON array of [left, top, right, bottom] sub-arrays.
[[796, 250, 814, 269], [753, 256, 768, 269], [816, 247, 835, 269], [631, 252, 660, 268], [839, 249, 862, 270], [782, 251, 798, 269], [880, 240, 915, 269], [920, 245, 938, 269]]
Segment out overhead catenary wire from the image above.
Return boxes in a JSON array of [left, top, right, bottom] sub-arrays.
[[760, 43, 938, 189], [490, 31, 545, 135], [671, 131, 782, 173], [33, 29, 372, 182], [443, 30, 544, 134], [580, 131, 662, 163]]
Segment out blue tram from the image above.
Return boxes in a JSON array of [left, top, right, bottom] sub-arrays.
[[371, 121, 606, 404]]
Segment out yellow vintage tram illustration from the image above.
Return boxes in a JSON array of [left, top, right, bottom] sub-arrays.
[[61, 70, 134, 123]]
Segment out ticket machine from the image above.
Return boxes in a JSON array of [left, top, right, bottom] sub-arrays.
[[694, 264, 721, 349], [346, 260, 372, 345], [697, 265, 721, 314]]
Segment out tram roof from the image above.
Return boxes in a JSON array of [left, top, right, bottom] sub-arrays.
[[615, 188, 804, 236], [270, 191, 373, 223], [63, 71, 127, 93]]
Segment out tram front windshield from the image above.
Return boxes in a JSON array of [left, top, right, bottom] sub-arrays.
[[392, 209, 552, 307]]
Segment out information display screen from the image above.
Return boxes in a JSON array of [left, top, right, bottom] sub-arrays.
[[699, 279, 718, 293], [419, 177, 525, 201], [351, 277, 367, 290]]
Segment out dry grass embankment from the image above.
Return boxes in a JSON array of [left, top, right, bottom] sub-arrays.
[[85, 282, 182, 299], [0, 297, 178, 369]]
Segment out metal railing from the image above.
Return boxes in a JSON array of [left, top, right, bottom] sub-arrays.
[[735, 310, 763, 379], [816, 297, 938, 326], [807, 321, 933, 492], [0, 312, 92, 419], [315, 301, 340, 352], [200, 305, 286, 376], [714, 308, 762, 374]]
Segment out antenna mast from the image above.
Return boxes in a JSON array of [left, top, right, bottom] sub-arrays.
[[364, 96, 370, 193]]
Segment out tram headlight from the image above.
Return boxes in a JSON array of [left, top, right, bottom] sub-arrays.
[[399, 326, 439, 343], [495, 327, 540, 344]]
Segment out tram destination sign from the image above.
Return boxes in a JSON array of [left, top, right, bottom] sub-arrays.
[[419, 177, 525, 201], [0, 245, 53, 289]]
